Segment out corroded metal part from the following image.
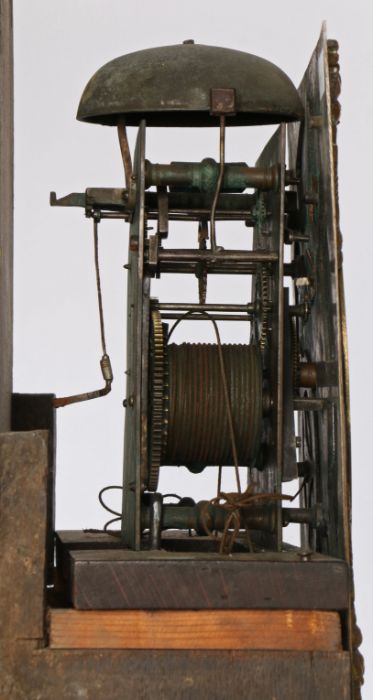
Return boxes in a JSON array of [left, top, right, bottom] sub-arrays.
[[121, 122, 148, 550], [287, 25, 363, 697], [145, 160, 283, 192], [163, 343, 262, 469], [141, 502, 324, 534], [287, 28, 350, 562], [148, 310, 166, 491], [77, 43, 304, 127], [249, 125, 286, 548]]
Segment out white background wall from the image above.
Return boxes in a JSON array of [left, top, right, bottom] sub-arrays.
[[13, 1, 372, 695]]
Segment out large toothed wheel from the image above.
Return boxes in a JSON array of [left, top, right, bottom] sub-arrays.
[[148, 309, 167, 490]]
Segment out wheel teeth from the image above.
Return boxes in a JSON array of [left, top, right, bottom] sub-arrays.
[[259, 266, 270, 352], [148, 309, 165, 491]]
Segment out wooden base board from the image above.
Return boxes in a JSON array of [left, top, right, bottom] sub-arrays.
[[64, 545, 350, 610], [49, 608, 342, 651]]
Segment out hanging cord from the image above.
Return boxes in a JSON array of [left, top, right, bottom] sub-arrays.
[[53, 211, 113, 408], [103, 517, 122, 532], [168, 310, 241, 493], [201, 485, 293, 555], [168, 310, 294, 554], [98, 485, 122, 535], [99, 485, 122, 517], [210, 115, 226, 251], [162, 494, 182, 502], [93, 212, 108, 357], [96, 487, 186, 539], [95, 312, 293, 550]]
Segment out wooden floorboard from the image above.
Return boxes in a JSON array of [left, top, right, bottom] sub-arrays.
[[49, 608, 342, 651]]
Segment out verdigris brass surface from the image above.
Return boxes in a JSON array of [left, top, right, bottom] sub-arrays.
[[77, 43, 304, 127]]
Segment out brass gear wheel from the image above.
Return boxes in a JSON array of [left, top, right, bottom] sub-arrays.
[[148, 308, 166, 491], [259, 265, 270, 353]]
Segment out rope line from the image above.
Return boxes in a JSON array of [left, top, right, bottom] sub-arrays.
[[93, 214, 107, 356]]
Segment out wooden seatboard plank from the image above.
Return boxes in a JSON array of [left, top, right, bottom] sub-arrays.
[[57, 530, 122, 547], [57, 530, 247, 553], [56, 531, 123, 585], [56, 530, 342, 559], [69, 548, 350, 610], [69, 546, 345, 561], [49, 609, 342, 651]]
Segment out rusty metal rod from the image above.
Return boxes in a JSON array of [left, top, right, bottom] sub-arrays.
[[159, 263, 259, 275], [150, 212, 255, 222], [98, 208, 253, 222], [210, 115, 226, 250], [158, 303, 255, 313], [85, 211, 255, 223], [161, 314, 251, 322], [117, 118, 133, 190], [142, 503, 322, 533], [157, 249, 278, 264]]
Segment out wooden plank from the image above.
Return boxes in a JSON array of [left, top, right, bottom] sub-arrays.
[[0, 642, 352, 700], [12, 394, 56, 584], [49, 609, 342, 652], [57, 530, 121, 547], [68, 547, 350, 610], [0, 430, 49, 640], [57, 529, 343, 556]]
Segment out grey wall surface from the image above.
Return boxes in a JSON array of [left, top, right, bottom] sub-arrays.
[[13, 1, 372, 696]]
